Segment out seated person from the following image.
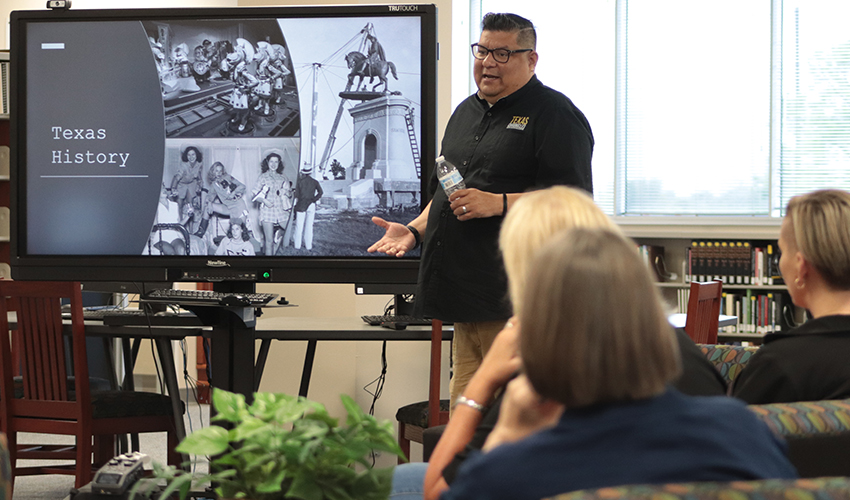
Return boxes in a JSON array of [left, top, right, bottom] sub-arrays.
[[442, 228, 797, 500], [732, 189, 850, 403], [215, 218, 255, 256], [391, 187, 726, 500]]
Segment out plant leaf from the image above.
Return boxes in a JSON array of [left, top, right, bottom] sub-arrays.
[[176, 425, 230, 456], [340, 394, 365, 426], [231, 416, 273, 442], [156, 472, 196, 500], [351, 467, 394, 500], [212, 388, 249, 422], [255, 469, 287, 493], [287, 472, 323, 500]]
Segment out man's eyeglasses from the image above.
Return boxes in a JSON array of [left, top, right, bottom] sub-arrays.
[[471, 43, 532, 63]]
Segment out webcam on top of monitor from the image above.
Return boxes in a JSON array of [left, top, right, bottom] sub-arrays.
[[47, 0, 71, 10]]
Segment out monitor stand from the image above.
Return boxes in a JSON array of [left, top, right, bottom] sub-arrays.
[[180, 281, 259, 403], [393, 293, 416, 316]]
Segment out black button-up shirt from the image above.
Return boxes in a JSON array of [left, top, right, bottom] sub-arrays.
[[415, 75, 594, 322]]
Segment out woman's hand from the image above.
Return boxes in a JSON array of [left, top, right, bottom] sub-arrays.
[[482, 374, 564, 451]]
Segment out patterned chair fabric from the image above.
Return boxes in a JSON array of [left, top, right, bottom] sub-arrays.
[[548, 477, 850, 500], [748, 399, 850, 478], [698, 344, 759, 386], [749, 400, 850, 437]]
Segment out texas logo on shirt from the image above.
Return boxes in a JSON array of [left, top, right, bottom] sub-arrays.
[[507, 116, 529, 131]]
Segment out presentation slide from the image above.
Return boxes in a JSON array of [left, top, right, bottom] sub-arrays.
[[23, 15, 423, 258]]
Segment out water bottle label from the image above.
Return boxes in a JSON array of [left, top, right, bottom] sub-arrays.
[[439, 170, 464, 191]]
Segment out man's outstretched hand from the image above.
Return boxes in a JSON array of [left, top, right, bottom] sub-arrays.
[[367, 217, 416, 257]]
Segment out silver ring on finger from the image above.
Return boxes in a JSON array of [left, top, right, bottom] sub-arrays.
[[462, 206, 468, 214]]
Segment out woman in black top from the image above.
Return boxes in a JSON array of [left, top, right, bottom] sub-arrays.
[[733, 189, 850, 404]]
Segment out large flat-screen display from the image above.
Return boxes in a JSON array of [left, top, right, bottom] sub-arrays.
[[9, 4, 436, 285]]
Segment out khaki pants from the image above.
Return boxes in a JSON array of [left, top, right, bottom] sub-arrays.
[[449, 319, 508, 416]]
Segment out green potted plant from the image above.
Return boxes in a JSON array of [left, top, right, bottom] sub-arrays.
[[136, 389, 405, 500]]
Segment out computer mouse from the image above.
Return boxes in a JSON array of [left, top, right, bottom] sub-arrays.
[[219, 294, 251, 307], [381, 321, 408, 330]]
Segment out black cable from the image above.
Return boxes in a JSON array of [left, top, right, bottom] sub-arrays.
[[363, 340, 388, 466], [203, 338, 213, 383], [363, 340, 388, 416]]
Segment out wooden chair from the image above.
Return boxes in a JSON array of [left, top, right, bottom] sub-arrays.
[[394, 319, 450, 463], [684, 280, 723, 344], [0, 281, 181, 489]]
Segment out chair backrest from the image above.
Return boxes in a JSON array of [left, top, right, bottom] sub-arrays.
[[748, 399, 850, 478], [547, 477, 850, 500], [0, 281, 89, 421], [684, 281, 722, 344], [698, 344, 759, 386]]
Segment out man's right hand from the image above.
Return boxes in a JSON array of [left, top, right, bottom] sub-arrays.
[[367, 217, 416, 257]]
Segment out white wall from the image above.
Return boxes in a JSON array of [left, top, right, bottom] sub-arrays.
[[4, 0, 457, 466], [2, 0, 240, 49]]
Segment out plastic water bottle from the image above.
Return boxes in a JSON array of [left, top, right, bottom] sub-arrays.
[[436, 156, 466, 196]]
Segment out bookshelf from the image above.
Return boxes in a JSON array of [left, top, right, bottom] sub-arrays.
[[627, 231, 804, 344]]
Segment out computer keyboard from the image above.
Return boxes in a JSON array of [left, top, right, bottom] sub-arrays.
[[84, 308, 147, 320], [60, 306, 145, 320], [145, 288, 277, 306], [361, 314, 440, 327]]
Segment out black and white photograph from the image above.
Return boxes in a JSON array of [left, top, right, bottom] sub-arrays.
[[146, 16, 425, 258], [142, 19, 299, 138], [148, 138, 298, 257]]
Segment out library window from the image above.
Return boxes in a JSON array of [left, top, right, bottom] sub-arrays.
[[469, 0, 850, 218]]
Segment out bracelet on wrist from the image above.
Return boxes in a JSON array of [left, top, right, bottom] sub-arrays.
[[406, 225, 421, 249], [502, 193, 508, 216], [454, 395, 488, 413]]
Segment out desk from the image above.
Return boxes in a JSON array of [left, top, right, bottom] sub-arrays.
[[122, 307, 451, 434], [254, 317, 453, 397]]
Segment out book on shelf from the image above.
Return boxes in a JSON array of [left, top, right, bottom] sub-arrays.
[[716, 290, 789, 335], [686, 239, 783, 287]]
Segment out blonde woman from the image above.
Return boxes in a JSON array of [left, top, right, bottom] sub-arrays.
[[443, 229, 796, 500], [733, 189, 850, 403], [388, 187, 722, 500], [407, 186, 724, 500]]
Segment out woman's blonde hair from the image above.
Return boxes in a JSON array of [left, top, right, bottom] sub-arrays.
[[499, 186, 618, 315], [520, 228, 680, 408], [786, 189, 850, 290]]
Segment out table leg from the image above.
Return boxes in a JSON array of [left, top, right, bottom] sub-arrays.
[[120, 338, 140, 453], [153, 338, 189, 465], [254, 339, 271, 392], [121, 338, 135, 391], [298, 340, 317, 398]]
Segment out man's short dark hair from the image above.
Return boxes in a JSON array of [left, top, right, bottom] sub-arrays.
[[481, 13, 536, 49]]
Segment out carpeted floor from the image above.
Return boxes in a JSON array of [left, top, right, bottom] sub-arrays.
[[11, 402, 210, 500]]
